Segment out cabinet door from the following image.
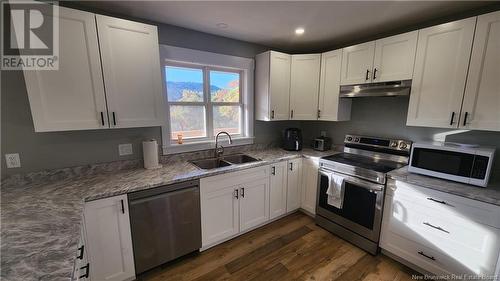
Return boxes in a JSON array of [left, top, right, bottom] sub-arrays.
[[200, 183, 239, 248], [286, 158, 303, 212], [301, 158, 319, 215], [407, 18, 476, 128], [239, 177, 270, 232], [340, 41, 375, 85], [318, 50, 351, 121], [269, 161, 288, 220], [373, 31, 418, 82], [84, 195, 135, 281], [290, 54, 321, 120], [461, 11, 500, 131], [96, 15, 164, 128], [23, 7, 108, 132], [270, 52, 291, 120]]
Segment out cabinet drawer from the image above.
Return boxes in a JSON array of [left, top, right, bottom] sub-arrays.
[[381, 230, 470, 276], [201, 165, 269, 193], [387, 180, 500, 228], [383, 194, 500, 275]]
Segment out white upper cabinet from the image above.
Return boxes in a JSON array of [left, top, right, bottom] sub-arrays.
[[461, 11, 500, 131], [407, 17, 476, 128], [290, 54, 321, 120], [318, 50, 351, 121], [340, 41, 375, 85], [23, 7, 108, 132], [255, 51, 291, 121], [96, 15, 164, 129], [372, 31, 418, 82]]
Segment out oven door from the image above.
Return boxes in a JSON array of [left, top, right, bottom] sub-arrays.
[[316, 169, 384, 242]]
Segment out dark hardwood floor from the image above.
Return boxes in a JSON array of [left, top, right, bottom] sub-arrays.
[[139, 212, 417, 281]]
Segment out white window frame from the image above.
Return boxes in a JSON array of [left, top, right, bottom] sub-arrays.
[[160, 45, 255, 155]]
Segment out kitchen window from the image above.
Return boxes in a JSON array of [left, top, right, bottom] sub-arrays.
[[160, 45, 254, 154]]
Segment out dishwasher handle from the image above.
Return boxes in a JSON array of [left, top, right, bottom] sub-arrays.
[[128, 180, 199, 201]]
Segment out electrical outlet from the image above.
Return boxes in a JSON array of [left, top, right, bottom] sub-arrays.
[[118, 143, 133, 156], [320, 131, 327, 137], [5, 153, 21, 168]]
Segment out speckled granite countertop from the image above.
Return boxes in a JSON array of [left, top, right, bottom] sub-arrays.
[[0, 148, 333, 281], [388, 166, 500, 206]]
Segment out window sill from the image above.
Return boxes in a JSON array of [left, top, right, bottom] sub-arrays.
[[162, 137, 254, 155]]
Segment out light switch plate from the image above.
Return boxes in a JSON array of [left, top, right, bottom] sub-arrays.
[[5, 153, 21, 168], [118, 143, 133, 156]]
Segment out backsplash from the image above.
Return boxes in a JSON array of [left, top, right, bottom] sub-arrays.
[[300, 96, 500, 182]]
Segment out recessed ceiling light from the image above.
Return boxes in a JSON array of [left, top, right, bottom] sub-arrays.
[[216, 23, 228, 29], [295, 27, 305, 35]]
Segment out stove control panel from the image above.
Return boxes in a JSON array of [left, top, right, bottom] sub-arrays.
[[344, 134, 412, 153]]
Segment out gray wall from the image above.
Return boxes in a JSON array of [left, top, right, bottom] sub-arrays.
[[1, 17, 280, 178], [300, 97, 500, 182]]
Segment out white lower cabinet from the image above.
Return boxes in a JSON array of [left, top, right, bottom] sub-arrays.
[[200, 166, 270, 249], [72, 221, 90, 281], [269, 161, 288, 220], [286, 158, 303, 212], [300, 158, 319, 215], [83, 195, 135, 281], [381, 179, 500, 276]]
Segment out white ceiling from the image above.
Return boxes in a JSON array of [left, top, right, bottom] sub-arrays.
[[76, 1, 496, 52]]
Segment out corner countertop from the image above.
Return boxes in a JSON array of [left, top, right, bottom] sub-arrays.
[[387, 166, 500, 206], [0, 148, 334, 281]]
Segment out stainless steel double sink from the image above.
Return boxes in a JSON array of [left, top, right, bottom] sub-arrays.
[[190, 154, 260, 170]]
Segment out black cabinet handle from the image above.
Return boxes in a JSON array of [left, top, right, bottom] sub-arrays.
[[77, 245, 84, 260], [271, 110, 275, 119], [418, 251, 435, 261], [290, 110, 294, 119], [271, 166, 276, 175], [289, 162, 293, 171], [427, 197, 447, 205], [112, 112, 117, 126], [120, 199, 125, 214], [463, 112, 468, 126], [365, 69, 370, 81], [317, 109, 321, 119], [449, 112, 455, 126], [234, 189, 239, 199], [423, 222, 449, 234], [79, 263, 90, 278], [100, 112, 105, 126], [373, 68, 377, 80], [241, 187, 245, 198]]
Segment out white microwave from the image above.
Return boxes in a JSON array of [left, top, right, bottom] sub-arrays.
[[408, 142, 495, 187]]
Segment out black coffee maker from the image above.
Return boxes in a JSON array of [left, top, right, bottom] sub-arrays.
[[283, 128, 302, 151]]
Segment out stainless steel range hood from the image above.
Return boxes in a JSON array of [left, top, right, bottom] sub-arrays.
[[340, 80, 412, 98]]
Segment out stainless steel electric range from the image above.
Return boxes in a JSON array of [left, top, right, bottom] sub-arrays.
[[315, 134, 412, 254]]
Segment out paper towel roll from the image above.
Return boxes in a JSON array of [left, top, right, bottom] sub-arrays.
[[143, 139, 162, 169]]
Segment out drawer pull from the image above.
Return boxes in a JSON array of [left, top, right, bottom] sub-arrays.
[[423, 222, 449, 234], [77, 245, 84, 259], [427, 197, 449, 206], [418, 251, 435, 261], [79, 263, 90, 278]]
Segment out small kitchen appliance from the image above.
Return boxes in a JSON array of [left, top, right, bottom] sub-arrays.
[[313, 137, 332, 151], [316, 134, 412, 254], [283, 128, 302, 151], [408, 142, 495, 187]]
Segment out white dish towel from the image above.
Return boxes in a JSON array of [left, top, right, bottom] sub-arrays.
[[326, 173, 345, 209]]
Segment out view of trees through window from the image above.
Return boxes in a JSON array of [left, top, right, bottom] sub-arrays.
[[166, 66, 241, 141]]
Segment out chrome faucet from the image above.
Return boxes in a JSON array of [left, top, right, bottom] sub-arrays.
[[215, 131, 233, 158]]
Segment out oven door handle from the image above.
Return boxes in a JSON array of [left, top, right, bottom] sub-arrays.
[[319, 169, 384, 192]]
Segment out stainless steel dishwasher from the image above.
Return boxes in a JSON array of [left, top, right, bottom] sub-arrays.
[[128, 180, 201, 274]]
